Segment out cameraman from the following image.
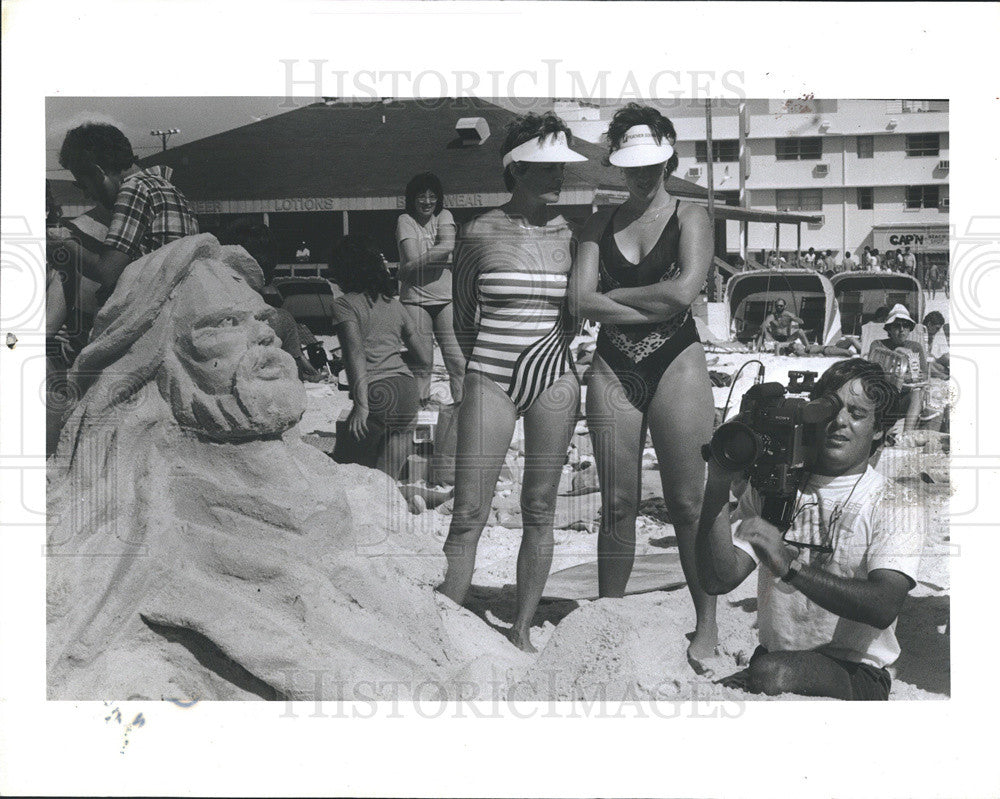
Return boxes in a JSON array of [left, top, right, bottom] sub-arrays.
[[695, 359, 923, 700]]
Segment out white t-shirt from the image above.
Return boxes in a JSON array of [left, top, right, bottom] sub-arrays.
[[731, 466, 924, 669], [395, 209, 456, 305], [927, 329, 949, 360]]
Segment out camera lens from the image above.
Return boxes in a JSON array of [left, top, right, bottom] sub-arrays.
[[801, 393, 843, 424], [710, 421, 761, 470]]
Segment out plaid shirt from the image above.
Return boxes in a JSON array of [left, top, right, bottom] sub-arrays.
[[104, 166, 198, 259]]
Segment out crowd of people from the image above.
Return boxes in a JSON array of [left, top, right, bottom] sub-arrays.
[[755, 245, 949, 296], [46, 105, 932, 699]]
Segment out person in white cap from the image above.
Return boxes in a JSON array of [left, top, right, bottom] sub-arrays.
[[569, 103, 719, 673], [439, 112, 587, 653], [868, 303, 927, 432]]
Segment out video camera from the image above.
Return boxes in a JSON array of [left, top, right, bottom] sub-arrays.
[[702, 370, 842, 531]]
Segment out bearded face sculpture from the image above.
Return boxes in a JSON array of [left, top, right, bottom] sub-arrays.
[[158, 258, 306, 439]]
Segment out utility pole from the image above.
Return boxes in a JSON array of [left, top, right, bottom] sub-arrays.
[[150, 128, 180, 152]]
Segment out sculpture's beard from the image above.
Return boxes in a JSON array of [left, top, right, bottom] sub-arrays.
[[159, 346, 306, 440]]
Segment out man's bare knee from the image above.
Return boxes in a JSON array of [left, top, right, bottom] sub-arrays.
[[748, 653, 795, 695]]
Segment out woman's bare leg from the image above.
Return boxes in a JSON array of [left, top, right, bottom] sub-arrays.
[[903, 387, 922, 433], [510, 371, 580, 652], [437, 372, 516, 605], [407, 304, 435, 403], [432, 303, 466, 405], [586, 355, 646, 599], [645, 342, 719, 666]]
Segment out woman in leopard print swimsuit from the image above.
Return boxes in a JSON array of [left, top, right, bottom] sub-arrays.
[[569, 104, 719, 672]]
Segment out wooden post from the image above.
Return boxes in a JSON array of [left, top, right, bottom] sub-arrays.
[[705, 100, 716, 298], [738, 101, 749, 264]]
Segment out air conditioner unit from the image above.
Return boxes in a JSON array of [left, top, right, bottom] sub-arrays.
[[454, 117, 491, 145], [940, 197, 950, 209], [807, 214, 825, 228], [814, 163, 829, 177], [687, 166, 703, 178], [937, 159, 950, 171]]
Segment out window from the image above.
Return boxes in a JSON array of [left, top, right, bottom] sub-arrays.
[[776, 189, 823, 212], [857, 187, 874, 210], [905, 133, 940, 156], [695, 139, 739, 163], [856, 135, 874, 159], [906, 185, 940, 209], [776, 137, 823, 161]]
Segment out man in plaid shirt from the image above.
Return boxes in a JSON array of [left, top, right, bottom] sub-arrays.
[[57, 123, 198, 301]]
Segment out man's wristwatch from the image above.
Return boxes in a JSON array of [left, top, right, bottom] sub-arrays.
[[781, 553, 806, 583]]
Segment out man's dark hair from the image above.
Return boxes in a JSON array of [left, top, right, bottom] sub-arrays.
[[217, 217, 278, 284], [500, 112, 575, 192], [58, 123, 136, 175], [330, 234, 396, 300], [605, 103, 680, 178], [872, 305, 889, 323], [404, 172, 445, 218], [811, 358, 900, 453]]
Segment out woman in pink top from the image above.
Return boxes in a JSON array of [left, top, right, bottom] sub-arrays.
[[395, 172, 465, 405]]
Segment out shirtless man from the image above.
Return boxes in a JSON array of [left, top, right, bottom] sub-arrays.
[[754, 299, 810, 352]]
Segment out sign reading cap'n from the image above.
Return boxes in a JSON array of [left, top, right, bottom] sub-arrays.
[[872, 225, 949, 252]]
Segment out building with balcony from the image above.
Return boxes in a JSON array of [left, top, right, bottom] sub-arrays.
[[568, 99, 949, 274]]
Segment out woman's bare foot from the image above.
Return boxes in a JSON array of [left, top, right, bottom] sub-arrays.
[[507, 627, 537, 653], [686, 627, 721, 677]]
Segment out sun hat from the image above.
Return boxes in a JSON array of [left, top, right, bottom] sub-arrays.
[[884, 303, 916, 329], [501, 131, 588, 168], [608, 125, 675, 167]]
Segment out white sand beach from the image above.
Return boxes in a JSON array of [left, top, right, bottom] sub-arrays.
[[293, 296, 951, 701]]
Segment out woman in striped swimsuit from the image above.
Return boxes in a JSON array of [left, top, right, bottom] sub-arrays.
[[438, 113, 586, 652], [569, 104, 720, 673]]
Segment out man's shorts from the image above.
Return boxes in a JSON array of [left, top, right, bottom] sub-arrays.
[[825, 653, 892, 700]]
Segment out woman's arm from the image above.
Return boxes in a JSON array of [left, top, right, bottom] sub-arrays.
[[452, 223, 481, 362], [397, 214, 456, 276], [568, 211, 674, 325], [604, 203, 713, 316], [335, 318, 371, 439]]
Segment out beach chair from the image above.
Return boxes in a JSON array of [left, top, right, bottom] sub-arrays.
[[839, 290, 864, 336], [734, 299, 770, 342], [797, 296, 827, 343]]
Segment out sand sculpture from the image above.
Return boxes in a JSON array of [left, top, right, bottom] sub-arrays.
[[46, 234, 458, 700]]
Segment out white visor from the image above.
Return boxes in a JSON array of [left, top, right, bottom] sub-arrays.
[[608, 125, 675, 167], [501, 131, 588, 168]]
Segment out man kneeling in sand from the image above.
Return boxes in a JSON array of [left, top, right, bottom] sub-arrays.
[[695, 359, 923, 700]]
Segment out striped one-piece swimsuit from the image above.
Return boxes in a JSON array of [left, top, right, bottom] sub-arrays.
[[463, 214, 576, 414]]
